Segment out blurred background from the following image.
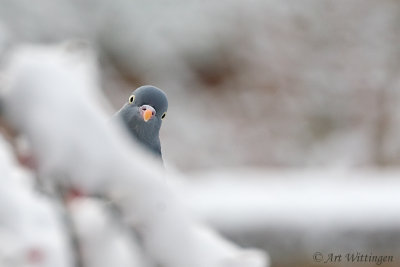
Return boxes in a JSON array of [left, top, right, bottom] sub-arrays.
[[1, 0, 400, 170], [0, 0, 400, 266]]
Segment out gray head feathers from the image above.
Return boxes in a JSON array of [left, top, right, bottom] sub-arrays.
[[114, 85, 168, 159]]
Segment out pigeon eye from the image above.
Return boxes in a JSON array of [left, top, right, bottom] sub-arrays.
[[128, 95, 135, 104], [161, 112, 167, 120]]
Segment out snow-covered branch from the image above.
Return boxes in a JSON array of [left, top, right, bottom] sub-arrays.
[[0, 134, 72, 267], [178, 169, 400, 231], [0, 43, 267, 267]]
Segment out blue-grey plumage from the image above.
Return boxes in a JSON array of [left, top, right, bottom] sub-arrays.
[[113, 85, 168, 159]]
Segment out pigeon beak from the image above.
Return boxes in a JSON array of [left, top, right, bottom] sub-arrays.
[[140, 105, 156, 122]]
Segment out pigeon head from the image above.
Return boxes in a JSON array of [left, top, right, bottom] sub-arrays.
[[117, 85, 168, 158]]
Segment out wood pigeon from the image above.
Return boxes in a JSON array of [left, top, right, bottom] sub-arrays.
[[113, 85, 168, 159]]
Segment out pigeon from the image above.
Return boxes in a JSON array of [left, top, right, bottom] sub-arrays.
[[113, 85, 168, 159]]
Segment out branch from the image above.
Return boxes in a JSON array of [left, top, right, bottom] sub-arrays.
[[0, 43, 268, 267]]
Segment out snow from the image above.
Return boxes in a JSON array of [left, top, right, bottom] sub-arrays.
[[179, 169, 400, 231], [172, 168, 400, 266], [0, 43, 268, 267], [0, 135, 72, 267], [69, 198, 148, 267]]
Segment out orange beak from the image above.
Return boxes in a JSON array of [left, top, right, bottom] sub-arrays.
[[140, 104, 156, 122], [143, 109, 153, 122]]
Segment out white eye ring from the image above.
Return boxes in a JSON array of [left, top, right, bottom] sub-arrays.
[[161, 112, 167, 119], [129, 95, 135, 104]]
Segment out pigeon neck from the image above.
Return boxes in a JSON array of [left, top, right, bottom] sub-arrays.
[[137, 135, 162, 158]]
